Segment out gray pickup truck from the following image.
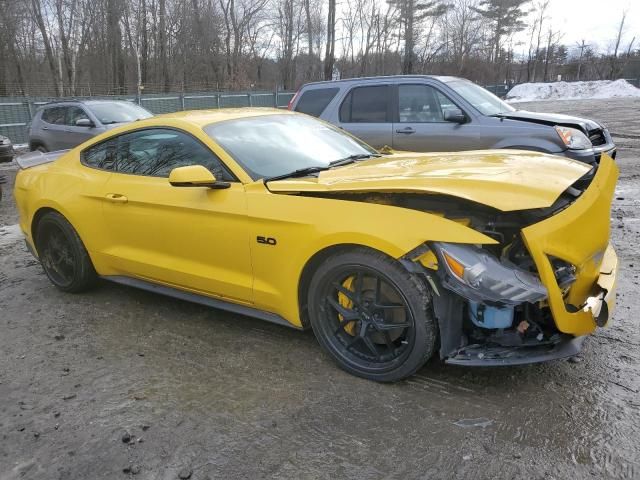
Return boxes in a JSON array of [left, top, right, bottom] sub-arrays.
[[289, 75, 616, 164]]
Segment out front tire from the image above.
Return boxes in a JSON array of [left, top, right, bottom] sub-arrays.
[[307, 248, 437, 382], [35, 212, 97, 293]]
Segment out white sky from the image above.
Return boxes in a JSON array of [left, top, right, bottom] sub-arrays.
[[514, 0, 638, 54]]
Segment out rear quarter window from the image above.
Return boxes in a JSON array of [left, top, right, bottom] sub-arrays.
[[294, 88, 339, 117]]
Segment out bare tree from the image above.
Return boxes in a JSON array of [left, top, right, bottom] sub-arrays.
[[324, 0, 336, 80]]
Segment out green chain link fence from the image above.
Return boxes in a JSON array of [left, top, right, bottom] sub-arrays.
[[0, 91, 296, 145]]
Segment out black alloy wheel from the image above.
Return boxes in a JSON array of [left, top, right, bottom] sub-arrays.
[[308, 248, 437, 382], [35, 211, 97, 293]]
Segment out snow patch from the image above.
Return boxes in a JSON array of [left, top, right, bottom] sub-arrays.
[[0, 224, 23, 247], [506, 80, 640, 103]]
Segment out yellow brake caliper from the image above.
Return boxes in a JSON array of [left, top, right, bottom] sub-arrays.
[[338, 276, 357, 335]]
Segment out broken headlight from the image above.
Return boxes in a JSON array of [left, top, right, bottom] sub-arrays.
[[555, 126, 592, 150], [432, 242, 547, 305]]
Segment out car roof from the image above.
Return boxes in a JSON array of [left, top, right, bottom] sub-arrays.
[[298, 75, 463, 88], [153, 108, 295, 128], [39, 99, 136, 107]]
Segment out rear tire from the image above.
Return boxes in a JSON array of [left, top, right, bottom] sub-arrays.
[[307, 248, 437, 382], [35, 212, 97, 293], [35, 145, 47, 153]]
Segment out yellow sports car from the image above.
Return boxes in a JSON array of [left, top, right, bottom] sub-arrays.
[[14, 109, 618, 381]]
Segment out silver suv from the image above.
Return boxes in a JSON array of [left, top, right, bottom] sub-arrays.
[[29, 100, 153, 152], [289, 75, 616, 164]]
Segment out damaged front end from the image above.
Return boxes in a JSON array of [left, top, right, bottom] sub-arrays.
[[406, 155, 619, 366]]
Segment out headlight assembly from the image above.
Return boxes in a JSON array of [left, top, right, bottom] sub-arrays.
[[432, 242, 547, 305], [555, 126, 592, 150]]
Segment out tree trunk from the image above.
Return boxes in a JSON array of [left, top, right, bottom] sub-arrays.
[[402, 0, 414, 74], [159, 0, 170, 92], [323, 0, 335, 80], [304, 0, 313, 79], [31, 0, 62, 96]]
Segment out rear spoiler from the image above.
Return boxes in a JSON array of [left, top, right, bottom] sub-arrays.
[[16, 149, 69, 169]]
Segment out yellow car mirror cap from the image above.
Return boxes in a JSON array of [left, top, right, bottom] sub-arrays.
[[168, 165, 230, 189]]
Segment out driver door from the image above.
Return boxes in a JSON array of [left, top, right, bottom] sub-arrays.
[[392, 83, 479, 152], [64, 106, 96, 148], [94, 127, 253, 304]]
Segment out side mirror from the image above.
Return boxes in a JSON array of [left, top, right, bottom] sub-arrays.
[[168, 165, 230, 189], [75, 118, 94, 127], [443, 108, 466, 124]]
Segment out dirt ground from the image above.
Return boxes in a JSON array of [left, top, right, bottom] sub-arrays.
[[1, 98, 639, 480]]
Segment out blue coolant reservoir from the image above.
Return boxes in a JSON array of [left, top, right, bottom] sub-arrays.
[[468, 301, 514, 329]]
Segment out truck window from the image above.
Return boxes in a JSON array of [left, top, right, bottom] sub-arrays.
[[294, 88, 339, 117], [339, 85, 390, 123]]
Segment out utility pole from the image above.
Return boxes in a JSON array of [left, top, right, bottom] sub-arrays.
[[576, 40, 590, 81]]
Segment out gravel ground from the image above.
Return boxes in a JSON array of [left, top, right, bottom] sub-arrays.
[[1, 98, 639, 480]]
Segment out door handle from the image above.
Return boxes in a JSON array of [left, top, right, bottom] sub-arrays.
[[105, 193, 128, 203], [42, 126, 49, 130], [395, 127, 415, 134]]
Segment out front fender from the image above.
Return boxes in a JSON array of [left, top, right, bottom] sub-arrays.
[[245, 183, 496, 327], [492, 138, 564, 154]]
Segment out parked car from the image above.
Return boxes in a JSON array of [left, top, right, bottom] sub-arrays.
[[15, 109, 618, 381], [0, 134, 15, 162], [28, 100, 153, 152], [289, 75, 616, 164]]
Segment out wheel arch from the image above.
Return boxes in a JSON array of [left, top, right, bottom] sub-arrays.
[[30, 205, 87, 255], [31, 206, 60, 248], [29, 139, 47, 151]]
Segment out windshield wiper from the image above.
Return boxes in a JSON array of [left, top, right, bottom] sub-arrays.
[[265, 153, 379, 183], [332, 153, 381, 164], [264, 166, 330, 182]]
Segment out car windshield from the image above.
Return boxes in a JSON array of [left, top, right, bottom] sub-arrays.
[[204, 114, 378, 180], [87, 102, 153, 125], [447, 80, 515, 116]]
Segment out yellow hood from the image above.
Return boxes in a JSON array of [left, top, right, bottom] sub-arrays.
[[267, 150, 591, 212]]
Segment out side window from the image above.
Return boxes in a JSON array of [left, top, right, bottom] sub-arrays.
[[294, 88, 339, 117], [398, 85, 456, 123], [114, 128, 234, 180], [66, 106, 90, 126], [41, 107, 67, 125], [82, 138, 118, 170], [339, 85, 390, 123]]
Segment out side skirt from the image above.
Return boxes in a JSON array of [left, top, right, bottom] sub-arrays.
[[102, 275, 302, 330]]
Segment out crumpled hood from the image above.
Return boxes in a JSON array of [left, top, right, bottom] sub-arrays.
[[267, 150, 592, 212], [500, 110, 601, 133]]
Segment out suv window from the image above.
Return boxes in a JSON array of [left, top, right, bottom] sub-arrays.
[[294, 88, 339, 117], [339, 85, 390, 123], [82, 128, 234, 180], [398, 85, 456, 123], [66, 106, 91, 126], [41, 106, 67, 125]]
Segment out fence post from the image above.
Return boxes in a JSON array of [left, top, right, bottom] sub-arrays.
[[180, 93, 185, 110], [216, 94, 220, 109], [274, 88, 278, 108], [248, 93, 252, 107], [26, 95, 34, 120]]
